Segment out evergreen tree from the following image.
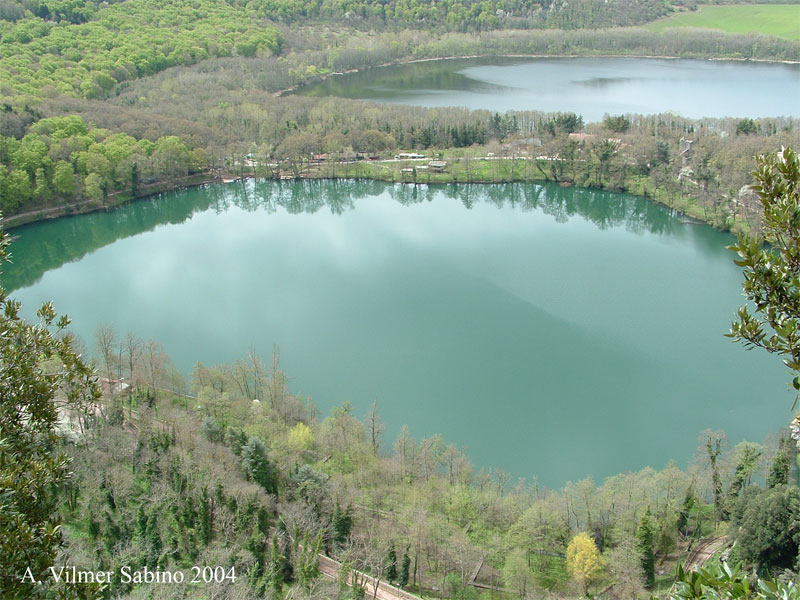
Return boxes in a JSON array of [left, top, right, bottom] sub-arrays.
[[198, 487, 212, 545], [130, 162, 139, 197], [385, 545, 398, 583], [241, 437, 278, 494], [102, 511, 121, 554], [182, 494, 195, 527], [86, 510, 100, 540], [706, 432, 726, 524], [225, 426, 247, 455], [269, 534, 285, 597], [246, 531, 268, 589], [727, 442, 762, 501], [732, 485, 800, 572], [104, 483, 116, 510], [277, 520, 294, 583], [337, 561, 352, 599], [296, 532, 322, 590], [136, 504, 148, 538], [767, 437, 794, 488], [146, 513, 161, 568], [637, 508, 656, 588], [257, 506, 271, 538], [736, 118, 758, 136], [332, 503, 354, 548], [201, 416, 221, 442], [398, 546, 411, 587], [676, 485, 696, 536]]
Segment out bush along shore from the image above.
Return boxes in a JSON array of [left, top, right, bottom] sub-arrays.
[[3, 108, 798, 234]]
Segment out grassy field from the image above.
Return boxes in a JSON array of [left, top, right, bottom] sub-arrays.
[[645, 4, 800, 40]]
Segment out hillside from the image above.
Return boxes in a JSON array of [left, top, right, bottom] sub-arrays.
[[2, 1, 800, 598], [35, 336, 797, 599], [0, 0, 798, 233]]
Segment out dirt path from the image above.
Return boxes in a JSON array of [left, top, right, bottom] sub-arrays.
[[317, 554, 423, 600], [683, 535, 729, 572]]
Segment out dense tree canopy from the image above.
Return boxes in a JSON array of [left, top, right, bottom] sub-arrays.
[[0, 115, 202, 215], [0, 0, 282, 104]]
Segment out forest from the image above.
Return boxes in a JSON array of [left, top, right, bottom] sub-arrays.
[[0, 0, 798, 233], [6, 310, 800, 600], [2, 151, 800, 599], [0, 0, 797, 233], [3, 98, 797, 232], [2, 0, 800, 597]]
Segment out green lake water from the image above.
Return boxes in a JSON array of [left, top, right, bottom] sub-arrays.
[[4, 180, 792, 486], [296, 56, 800, 120]]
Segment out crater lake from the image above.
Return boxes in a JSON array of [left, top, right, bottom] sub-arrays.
[[4, 179, 792, 486]]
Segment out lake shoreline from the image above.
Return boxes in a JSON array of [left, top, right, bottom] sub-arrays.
[[2, 172, 220, 230], [2, 164, 722, 238]]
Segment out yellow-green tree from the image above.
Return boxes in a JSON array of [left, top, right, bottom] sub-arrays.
[[288, 422, 314, 453], [566, 532, 604, 596]]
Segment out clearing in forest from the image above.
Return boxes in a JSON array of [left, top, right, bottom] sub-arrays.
[[645, 4, 800, 40]]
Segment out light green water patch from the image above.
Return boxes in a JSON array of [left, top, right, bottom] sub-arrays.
[[5, 180, 792, 486]]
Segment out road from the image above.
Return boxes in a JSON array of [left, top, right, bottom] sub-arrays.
[[317, 554, 423, 600], [683, 535, 729, 572]]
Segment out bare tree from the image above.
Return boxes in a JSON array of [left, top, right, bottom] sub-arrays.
[[393, 425, 416, 483], [366, 400, 384, 456], [418, 435, 444, 482], [605, 535, 646, 600], [95, 324, 118, 383], [268, 345, 288, 412], [341, 528, 389, 600], [232, 359, 253, 399], [249, 345, 266, 403], [122, 331, 142, 391], [142, 339, 168, 394], [442, 444, 471, 486], [702, 429, 728, 528]]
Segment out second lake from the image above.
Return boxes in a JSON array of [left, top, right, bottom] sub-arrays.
[[295, 56, 800, 121]]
